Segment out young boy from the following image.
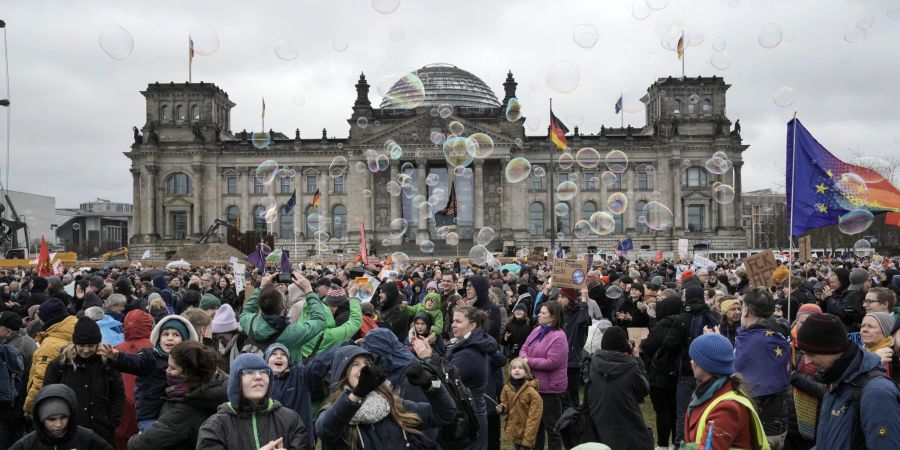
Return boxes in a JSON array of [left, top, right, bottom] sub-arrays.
[[264, 343, 332, 450], [11, 383, 112, 450], [402, 291, 443, 340]]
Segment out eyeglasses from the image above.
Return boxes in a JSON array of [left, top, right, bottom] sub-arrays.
[[240, 368, 270, 377], [862, 299, 881, 305]]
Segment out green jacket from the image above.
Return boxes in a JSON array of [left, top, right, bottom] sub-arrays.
[[239, 288, 327, 364], [299, 298, 362, 359], [403, 292, 443, 335]]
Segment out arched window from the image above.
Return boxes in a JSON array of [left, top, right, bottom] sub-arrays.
[[332, 204, 347, 238], [636, 201, 649, 234], [681, 167, 708, 187], [556, 202, 571, 235], [529, 202, 544, 237], [176, 105, 186, 120], [191, 104, 200, 121], [673, 99, 681, 114], [252, 205, 267, 234], [225, 205, 240, 227], [279, 205, 293, 238], [165, 173, 192, 195], [305, 204, 318, 237], [582, 201, 597, 221], [702, 99, 712, 114], [161, 105, 171, 121]]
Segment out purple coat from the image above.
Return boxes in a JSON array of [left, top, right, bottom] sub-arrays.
[[519, 327, 568, 394]]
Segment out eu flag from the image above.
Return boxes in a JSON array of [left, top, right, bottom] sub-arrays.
[[614, 95, 623, 114], [283, 190, 297, 214]]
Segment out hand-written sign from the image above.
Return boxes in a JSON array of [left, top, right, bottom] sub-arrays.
[[551, 258, 588, 289], [745, 250, 777, 287], [798, 235, 812, 263]]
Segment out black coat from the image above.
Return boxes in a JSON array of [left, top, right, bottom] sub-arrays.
[[11, 384, 113, 450], [43, 352, 124, 444], [500, 317, 532, 358], [470, 276, 502, 342], [377, 282, 410, 341], [585, 350, 653, 450], [561, 302, 592, 368], [640, 315, 680, 389]]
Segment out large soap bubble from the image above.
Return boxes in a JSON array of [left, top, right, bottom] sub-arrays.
[[505, 157, 532, 183]]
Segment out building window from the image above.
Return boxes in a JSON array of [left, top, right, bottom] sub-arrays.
[[226, 176, 237, 194], [306, 175, 318, 194], [673, 99, 681, 114], [172, 212, 188, 239], [529, 202, 544, 237], [176, 105, 186, 120], [609, 173, 623, 190], [702, 99, 712, 114], [332, 204, 347, 238], [687, 205, 704, 232], [253, 177, 264, 194], [161, 105, 171, 121], [280, 177, 292, 194], [636, 201, 649, 233], [165, 173, 192, 195], [531, 170, 544, 190], [682, 167, 708, 187], [688, 102, 695, 114], [558, 173, 569, 183], [613, 214, 624, 234], [637, 170, 651, 190], [305, 204, 318, 237], [584, 172, 597, 190], [191, 104, 200, 120], [252, 205, 267, 234], [582, 201, 597, 221], [333, 175, 344, 194], [556, 202, 571, 235], [225, 206, 240, 227], [279, 206, 293, 238]]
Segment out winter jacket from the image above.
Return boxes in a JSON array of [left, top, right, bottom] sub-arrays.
[[376, 282, 410, 342], [403, 292, 443, 336], [661, 296, 719, 377], [734, 318, 792, 398], [519, 326, 568, 394], [240, 289, 328, 364], [24, 314, 78, 414], [448, 327, 498, 409], [266, 343, 333, 450], [11, 383, 113, 450], [98, 314, 125, 346], [299, 298, 362, 360], [826, 288, 866, 332], [776, 287, 816, 324], [640, 296, 683, 390], [0, 328, 37, 420], [470, 276, 502, 342], [198, 398, 309, 450], [500, 316, 531, 358], [684, 378, 755, 450], [561, 302, 591, 368], [499, 378, 543, 448], [719, 320, 740, 345], [586, 349, 653, 449], [127, 372, 227, 450], [114, 309, 154, 450], [814, 347, 900, 450], [439, 290, 462, 339], [218, 285, 239, 308], [43, 350, 124, 444]]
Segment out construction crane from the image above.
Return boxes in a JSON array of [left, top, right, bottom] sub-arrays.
[[197, 219, 236, 244]]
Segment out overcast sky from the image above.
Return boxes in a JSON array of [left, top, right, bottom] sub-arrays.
[[1, 0, 898, 208]]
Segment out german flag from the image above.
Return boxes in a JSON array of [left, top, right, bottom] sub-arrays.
[[312, 188, 321, 208], [549, 109, 569, 150]]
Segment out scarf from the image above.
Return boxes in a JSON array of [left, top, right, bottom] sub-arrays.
[[349, 390, 392, 425], [866, 336, 893, 353], [165, 373, 192, 398], [818, 346, 857, 385], [509, 377, 525, 391], [533, 325, 552, 342], [688, 375, 728, 408]]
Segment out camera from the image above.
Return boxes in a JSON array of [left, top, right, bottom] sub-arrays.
[[277, 273, 294, 284]]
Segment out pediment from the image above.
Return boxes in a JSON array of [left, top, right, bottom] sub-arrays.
[[162, 195, 194, 207], [221, 167, 240, 177], [357, 113, 517, 147], [684, 190, 712, 200]]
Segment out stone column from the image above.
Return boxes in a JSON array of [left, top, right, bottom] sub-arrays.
[[473, 160, 484, 230], [192, 165, 205, 235], [147, 165, 158, 235], [733, 161, 743, 229], [600, 183, 608, 212], [319, 169, 330, 236], [131, 168, 142, 237], [625, 168, 636, 230], [671, 160, 683, 230], [416, 159, 429, 243], [389, 164, 400, 243], [267, 173, 277, 235], [241, 167, 251, 232]]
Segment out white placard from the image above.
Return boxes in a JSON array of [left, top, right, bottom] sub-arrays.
[[678, 239, 689, 255], [233, 263, 246, 294]]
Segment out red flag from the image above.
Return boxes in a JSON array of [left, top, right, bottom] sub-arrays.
[[654, 250, 664, 263], [37, 235, 52, 277], [359, 221, 369, 265]]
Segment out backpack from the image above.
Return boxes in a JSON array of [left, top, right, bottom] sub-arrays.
[[417, 356, 479, 450], [239, 315, 287, 357], [0, 343, 25, 408]]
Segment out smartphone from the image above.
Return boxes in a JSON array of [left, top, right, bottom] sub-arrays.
[[277, 273, 294, 284]]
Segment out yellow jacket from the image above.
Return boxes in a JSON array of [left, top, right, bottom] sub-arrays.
[[24, 315, 78, 414]]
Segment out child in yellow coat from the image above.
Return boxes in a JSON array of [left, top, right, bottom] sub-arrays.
[[497, 358, 543, 450]]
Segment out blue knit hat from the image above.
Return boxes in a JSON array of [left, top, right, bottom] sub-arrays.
[[228, 353, 272, 405], [688, 333, 735, 376]]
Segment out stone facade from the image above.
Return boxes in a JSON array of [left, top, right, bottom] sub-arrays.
[[126, 65, 749, 257]]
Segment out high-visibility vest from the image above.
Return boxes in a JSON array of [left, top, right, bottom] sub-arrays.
[[694, 391, 771, 450]]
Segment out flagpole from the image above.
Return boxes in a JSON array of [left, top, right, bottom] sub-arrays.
[[787, 111, 798, 321], [261, 97, 265, 132], [188, 37, 192, 83], [549, 98, 556, 255], [620, 91, 624, 128]]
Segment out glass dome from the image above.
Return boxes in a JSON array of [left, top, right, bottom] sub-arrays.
[[380, 63, 501, 109]]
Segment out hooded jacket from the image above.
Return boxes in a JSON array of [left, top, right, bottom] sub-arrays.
[[404, 291, 443, 336], [407, 311, 447, 355], [24, 314, 78, 414], [640, 296, 683, 389], [11, 383, 113, 450], [265, 343, 332, 450], [662, 292, 719, 377], [586, 350, 653, 450], [0, 328, 37, 420], [97, 314, 124, 346], [469, 276, 502, 342], [499, 378, 543, 448], [127, 372, 228, 450], [197, 353, 311, 450], [316, 345, 456, 450], [376, 282, 410, 341], [501, 312, 531, 359], [299, 297, 362, 361], [240, 289, 328, 364], [110, 315, 198, 421], [519, 325, 569, 394], [114, 309, 154, 449], [561, 301, 592, 368]]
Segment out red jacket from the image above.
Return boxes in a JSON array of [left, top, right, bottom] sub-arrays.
[[113, 310, 154, 450], [685, 379, 754, 450]]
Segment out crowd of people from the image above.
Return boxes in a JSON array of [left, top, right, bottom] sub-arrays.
[[0, 253, 899, 449]]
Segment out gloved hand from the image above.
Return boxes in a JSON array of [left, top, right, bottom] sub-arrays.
[[405, 363, 437, 389], [352, 364, 386, 397]]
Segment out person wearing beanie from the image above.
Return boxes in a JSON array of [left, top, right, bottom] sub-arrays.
[[402, 290, 444, 339], [111, 309, 153, 449], [861, 312, 895, 373], [43, 316, 123, 446], [199, 293, 221, 316], [0, 310, 37, 447], [209, 304, 242, 372], [23, 299, 78, 416], [583, 326, 653, 449], [10, 383, 113, 450], [795, 313, 900, 449], [197, 352, 310, 450], [824, 267, 866, 332], [97, 314, 198, 432], [683, 333, 766, 450], [786, 301, 825, 448], [771, 265, 790, 287], [638, 294, 682, 450], [501, 302, 532, 359], [717, 297, 742, 345]]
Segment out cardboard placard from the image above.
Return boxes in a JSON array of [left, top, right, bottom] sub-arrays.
[[678, 239, 689, 255], [798, 235, 812, 263], [627, 327, 649, 355], [551, 258, 588, 289], [744, 250, 777, 287]]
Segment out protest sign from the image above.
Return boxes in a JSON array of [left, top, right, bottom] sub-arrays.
[[627, 327, 649, 356], [233, 263, 246, 295], [356, 274, 380, 302], [678, 239, 689, 255], [744, 250, 777, 287], [798, 235, 811, 262], [551, 258, 588, 289], [691, 254, 715, 271]]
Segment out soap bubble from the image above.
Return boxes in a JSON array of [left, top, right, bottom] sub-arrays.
[[372, 0, 401, 14], [355, 161, 368, 174], [556, 181, 579, 201], [251, 131, 271, 149], [576, 147, 601, 169], [448, 121, 465, 136], [382, 238, 392, 247], [386, 181, 402, 196], [475, 227, 496, 246], [426, 173, 440, 186], [556, 232, 565, 240], [559, 152, 575, 170], [606, 150, 628, 173], [631, 1, 651, 20], [546, 60, 581, 93], [713, 184, 736, 204], [758, 23, 783, 49], [838, 210, 874, 235], [646, 0, 670, 11], [534, 166, 546, 178], [389, 218, 408, 238], [443, 136, 475, 168], [437, 226, 450, 238], [843, 27, 867, 44], [379, 72, 426, 109], [554, 203, 570, 217], [468, 133, 495, 158], [375, 154, 390, 172], [710, 51, 732, 70], [439, 104, 453, 118], [588, 212, 615, 235], [307, 213, 322, 231], [505, 157, 532, 183], [773, 86, 795, 108], [600, 171, 618, 187], [445, 232, 460, 246], [515, 138, 523, 148], [419, 240, 435, 254], [430, 131, 447, 145], [835, 172, 869, 207], [391, 252, 410, 268], [329, 156, 348, 178], [573, 220, 593, 239], [704, 156, 732, 175], [620, 86, 648, 114], [505, 98, 522, 122], [643, 201, 674, 230], [98, 25, 134, 60], [255, 160, 279, 184], [273, 40, 299, 61], [362, 189, 372, 198], [608, 192, 629, 214], [190, 23, 220, 55], [72, 223, 81, 231], [573, 24, 599, 49], [469, 245, 491, 265], [357, 117, 369, 129], [332, 34, 349, 52], [853, 239, 873, 256], [851, 156, 890, 184], [606, 285, 623, 299]]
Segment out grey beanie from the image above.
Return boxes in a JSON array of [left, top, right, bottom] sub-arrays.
[[37, 397, 70, 422], [848, 268, 869, 291]]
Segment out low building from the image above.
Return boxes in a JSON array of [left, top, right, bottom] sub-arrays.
[[741, 188, 788, 249], [56, 199, 133, 257]]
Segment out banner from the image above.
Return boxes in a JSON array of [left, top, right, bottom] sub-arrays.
[[678, 239, 689, 255], [551, 258, 588, 289], [691, 254, 715, 271], [233, 263, 246, 294], [744, 250, 777, 287]]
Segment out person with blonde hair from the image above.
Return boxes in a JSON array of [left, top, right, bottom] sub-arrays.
[[497, 357, 543, 450]]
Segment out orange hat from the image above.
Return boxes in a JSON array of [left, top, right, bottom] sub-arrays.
[[771, 265, 790, 285], [680, 270, 694, 282]]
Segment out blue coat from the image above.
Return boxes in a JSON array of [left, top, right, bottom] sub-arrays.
[[447, 327, 499, 450], [110, 347, 167, 421], [266, 343, 333, 450], [814, 347, 900, 450]]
